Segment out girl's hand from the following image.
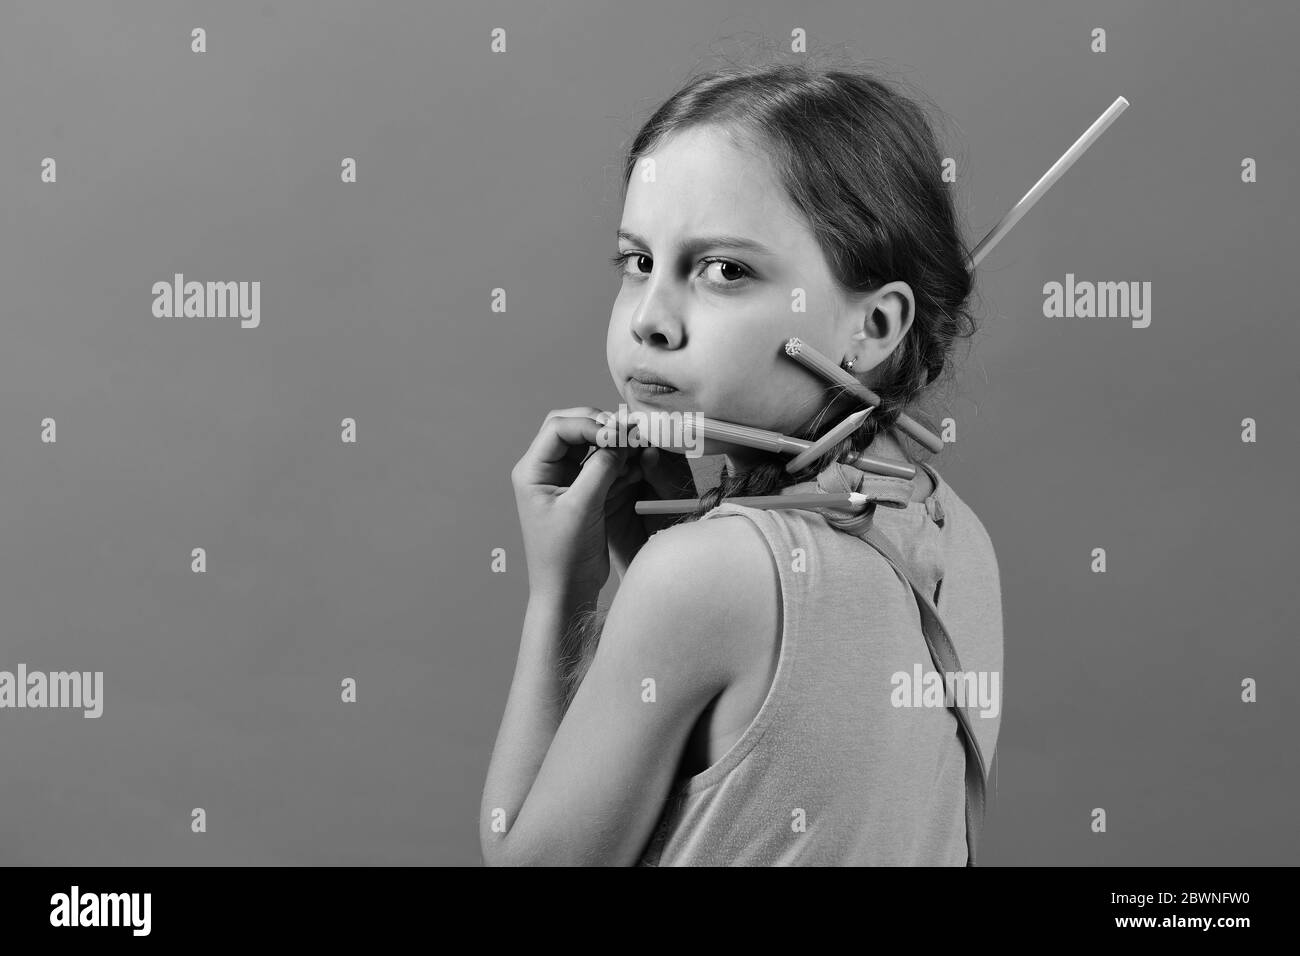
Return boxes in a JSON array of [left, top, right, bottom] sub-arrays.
[[512, 407, 634, 599]]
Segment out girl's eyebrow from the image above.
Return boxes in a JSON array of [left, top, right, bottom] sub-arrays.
[[617, 229, 775, 258]]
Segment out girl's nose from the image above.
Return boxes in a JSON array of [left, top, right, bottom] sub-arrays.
[[631, 291, 684, 348]]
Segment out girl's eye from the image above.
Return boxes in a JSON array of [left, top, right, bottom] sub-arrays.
[[606, 252, 752, 286], [608, 251, 651, 277], [700, 257, 752, 285]]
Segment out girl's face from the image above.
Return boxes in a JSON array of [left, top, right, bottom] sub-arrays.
[[606, 125, 909, 470]]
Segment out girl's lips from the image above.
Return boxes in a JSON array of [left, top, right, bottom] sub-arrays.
[[627, 379, 681, 400], [628, 369, 680, 388]]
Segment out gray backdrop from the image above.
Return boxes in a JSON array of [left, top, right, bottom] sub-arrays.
[[1, 0, 1296, 865]]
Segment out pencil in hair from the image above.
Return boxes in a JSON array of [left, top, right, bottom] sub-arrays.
[[838, 449, 917, 479], [693, 414, 916, 479], [635, 491, 869, 516], [786, 407, 872, 473], [968, 96, 1128, 269], [783, 338, 944, 454]]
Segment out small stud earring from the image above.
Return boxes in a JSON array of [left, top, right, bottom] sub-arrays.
[[840, 356, 856, 373]]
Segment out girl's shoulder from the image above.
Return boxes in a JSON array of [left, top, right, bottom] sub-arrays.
[[642, 509, 777, 594], [631, 513, 781, 682]]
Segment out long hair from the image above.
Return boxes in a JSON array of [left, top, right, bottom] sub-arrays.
[[558, 54, 980, 713]]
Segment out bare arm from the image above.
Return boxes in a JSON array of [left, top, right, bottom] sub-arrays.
[[478, 520, 760, 866]]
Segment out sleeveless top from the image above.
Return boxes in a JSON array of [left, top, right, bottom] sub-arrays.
[[636, 429, 1004, 866]]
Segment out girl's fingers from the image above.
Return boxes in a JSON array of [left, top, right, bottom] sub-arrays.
[[569, 441, 629, 500], [524, 412, 603, 465], [544, 406, 606, 424], [513, 414, 603, 489], [536, 407, 613, 463], [514, 407, 652, 489], [518, 410, 643, 476]]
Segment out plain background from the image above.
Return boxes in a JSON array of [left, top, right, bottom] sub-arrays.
[[1, 0, 1296, 865]]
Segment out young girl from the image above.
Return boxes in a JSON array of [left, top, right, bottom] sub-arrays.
[[480, 61, 1003, 866]]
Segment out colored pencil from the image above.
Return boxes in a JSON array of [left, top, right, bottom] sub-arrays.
[[783, 337, 943, 454], [690, 415, 916, 479], [635, 491, 870, 516], [785, 407, 873, 473], [969, 96, 1129, 270]]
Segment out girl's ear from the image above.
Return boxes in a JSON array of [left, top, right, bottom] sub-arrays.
[[855, 281, 916, 346]]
